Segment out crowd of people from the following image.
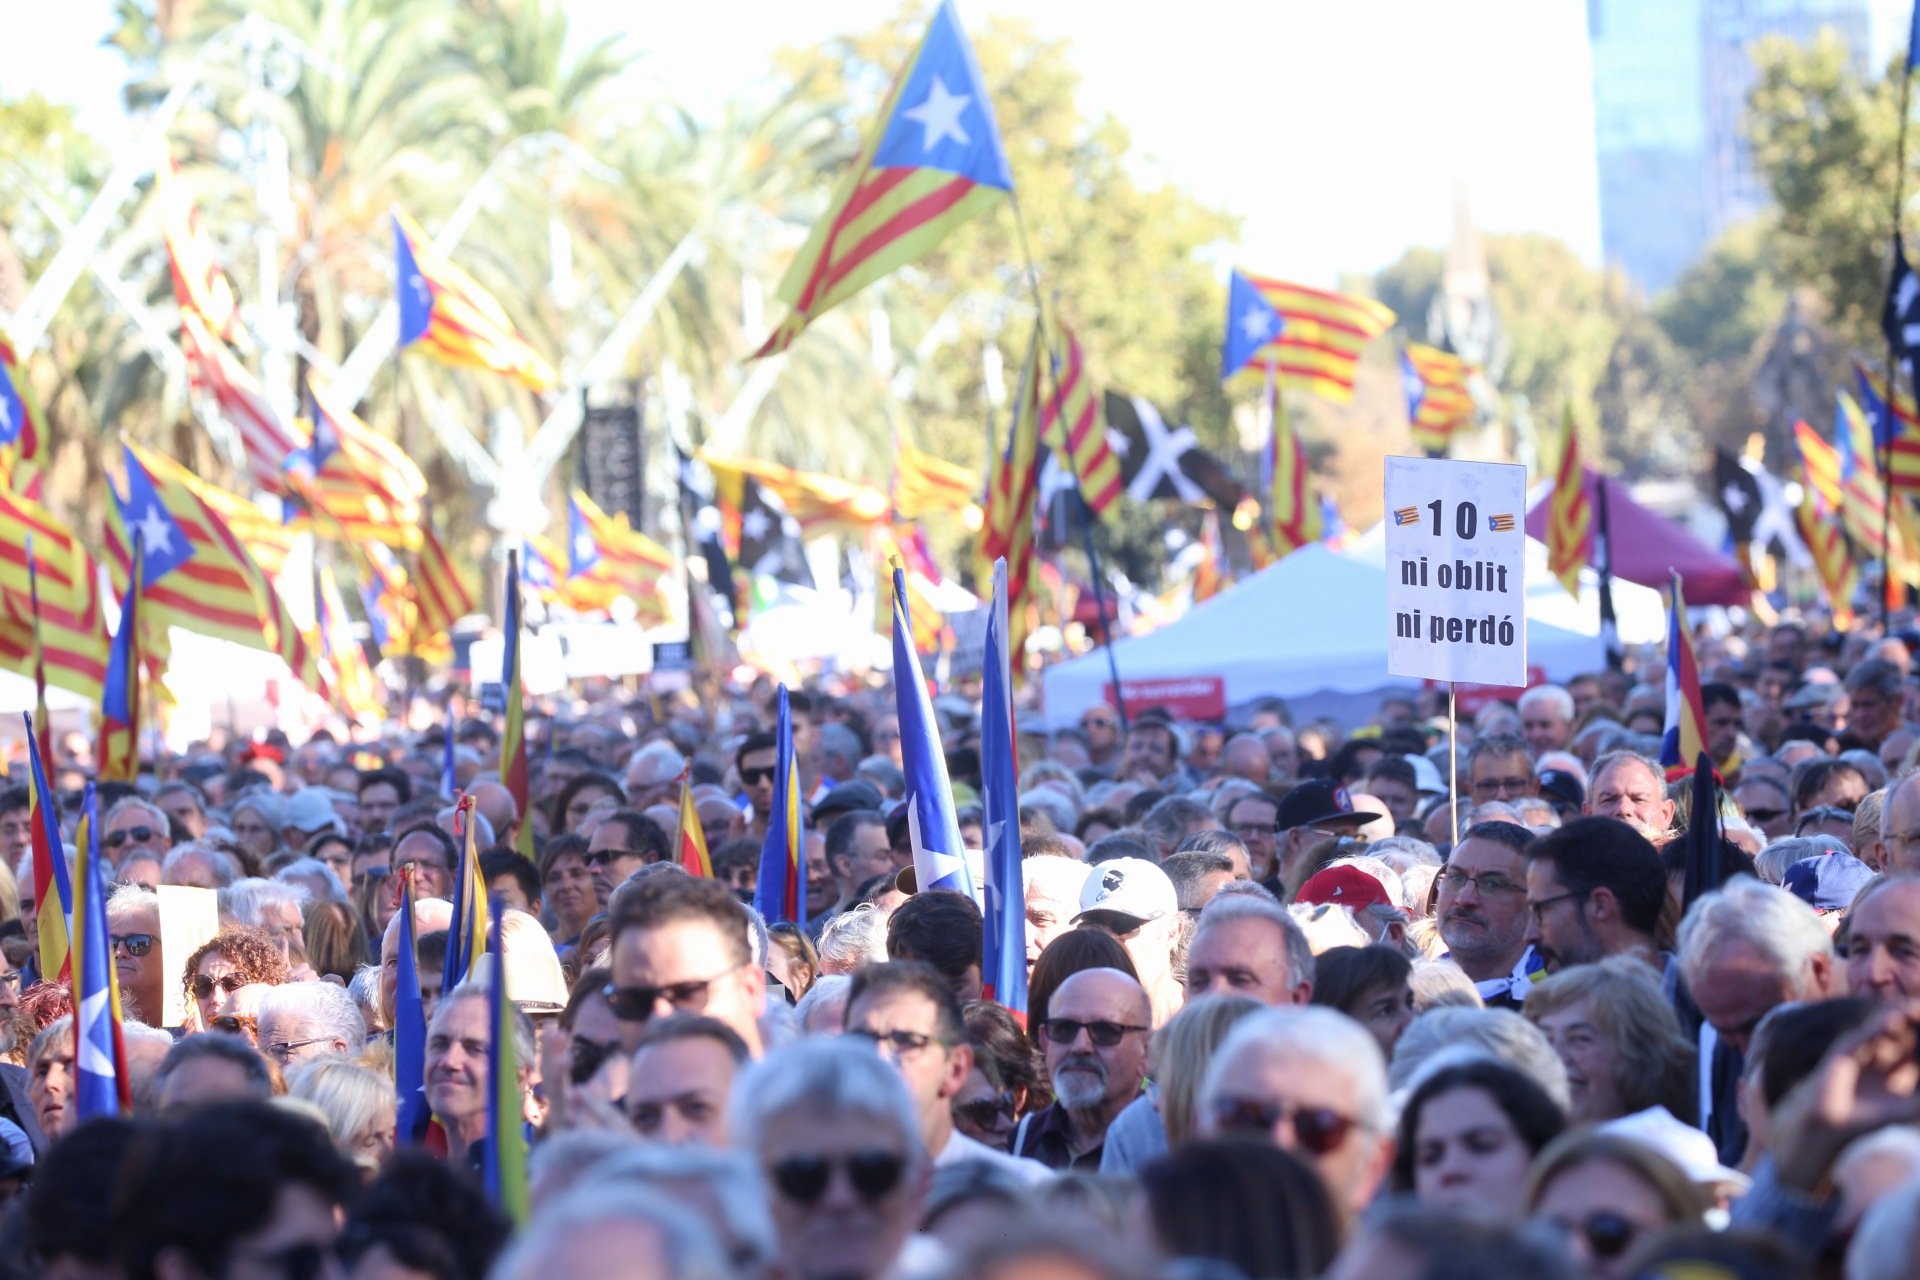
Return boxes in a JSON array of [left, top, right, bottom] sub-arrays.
[[0, 616, 1918, 1280]]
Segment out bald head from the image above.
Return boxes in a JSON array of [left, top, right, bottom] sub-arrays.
[[1221, 735, 1272, 785], [469, 780, 519, 833], [1052, 966, 1151, 1027]]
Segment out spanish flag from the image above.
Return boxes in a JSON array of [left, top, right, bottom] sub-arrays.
[[393, 211, 556, 392], [675, 770, 712, 877]]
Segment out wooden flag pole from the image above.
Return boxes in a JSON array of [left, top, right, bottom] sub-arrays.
[[1449, 683, 1460, 850]]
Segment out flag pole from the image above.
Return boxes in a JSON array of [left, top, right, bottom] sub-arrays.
[[1007, 194, 1129, 730], [1884, 34, 1915, 628], [1594, 474, 1623, 670]]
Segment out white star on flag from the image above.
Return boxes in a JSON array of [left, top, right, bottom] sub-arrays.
[[135, 505, 175, 561], [907, 799, 969, 890], [407, 272, 431, 312], [574, 531, 596, 560], [1403, 365, 1425, 401], [903, 75, 972, 151], [76, 990, 113, 1074], [1239, 306, 1275, 344], [742, 508, 771, 542], [0, 398, 13, 435]]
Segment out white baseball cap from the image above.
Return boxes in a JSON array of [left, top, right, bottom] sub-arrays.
[[1072, 857, 1177, 929]]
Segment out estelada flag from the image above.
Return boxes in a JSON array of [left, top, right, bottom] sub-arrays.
[[393, 210, 556, 392]]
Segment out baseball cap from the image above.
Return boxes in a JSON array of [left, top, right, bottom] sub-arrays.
[[1295, 865, 1391, 913], [283, 789, 343, 837], [1403, 754, 1447, 797], [1537, 769, 1586, 810], [1782, 852, 1876, 912], [1275, 779, 1370, 832], [811, 780, 884, 824], [1073, 857, 1178, 930], [1600, 1106, 1749, 1192]]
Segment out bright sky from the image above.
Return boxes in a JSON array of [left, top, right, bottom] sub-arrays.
[[4, 0, 1913, 286]]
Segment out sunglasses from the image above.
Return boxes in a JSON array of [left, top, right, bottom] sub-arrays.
[[210, 1013, 258, 1037], [104, 827, 158, 849], [603, 969, 736, 1022], [952, 1092, 1016, 1128], [569, 1036, 622, 1087], [1037, 1018, 1150, 1048], [846, 1027, 946, 1055], [769, 1151, 907, 1205], [1207, 1097, 1358, 1155], [739, 766, 777, 787], [1565, 1211, 1640, 1260], [190, 974, 248, 1000], [582, 849, 641, 869], [111, 933, 155, 958]]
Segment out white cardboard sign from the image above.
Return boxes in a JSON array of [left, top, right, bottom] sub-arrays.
[[1383, 456, 1528, 687]]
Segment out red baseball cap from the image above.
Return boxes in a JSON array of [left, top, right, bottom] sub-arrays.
[[1295, 865, 1390, 912]]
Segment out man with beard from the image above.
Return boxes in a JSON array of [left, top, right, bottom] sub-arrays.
[[1435, 821, 1542, 1008], [1585, 752, 1676, 843], [1521, 817, 1666, 976], [1011, 968, 1151, 1170]]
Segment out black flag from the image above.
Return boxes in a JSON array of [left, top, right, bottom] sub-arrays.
[[1712, 448, 1763, 545], [1103, 391, 1244, 509], [1884, 233, 1920, 391]]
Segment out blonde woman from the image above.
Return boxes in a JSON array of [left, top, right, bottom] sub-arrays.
[[286, 1058, 397, 1178], [1098, 994, 1263, 1174]]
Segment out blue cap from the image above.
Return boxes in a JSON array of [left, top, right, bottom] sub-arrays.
[[1782, 852, 1876, 912]]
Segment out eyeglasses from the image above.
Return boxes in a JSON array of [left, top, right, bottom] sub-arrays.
[[264, 1036, 333, 1062], [1527, 890, 1589, 923], [953, 1092, 1016, 1128], [1438, 869, 1525, 897], [1229, 823, 1280, 839], [1037, 1018, 1150, 1048], [846, 1027, 947, 1056], [190, 974, 249, 1000], [210, 1013, 258, 1038], [739, 766, 776, 787], [582, 848, 643, 869], [1207, 1097, 1358, 1155], [104, 826, 158, 849], [768, 1151, 907, 1205], [603, 968, 740, 1022], [111, 933, 156, 958], [1471, 777, 1532, 798], [1306, 826, 1366, 844], [1562, 1211, 1640, 1260]]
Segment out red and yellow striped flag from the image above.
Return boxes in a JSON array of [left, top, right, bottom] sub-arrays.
[[1038, 323, 1123, 515], [499, 554, 532, 859], [414, 520, 476, 644], [1263, 367, 1321, 561], [1853, 363, 1920, 494], [1401, 342, 1476, 454], [393, 210, 556, 392], [0, 492, 107, 706], [978, 329, 1044, 661], [294, 379, 428, 548], [1796, 486, 1859, 628], [0, 332, 46, 496], [1236, 275, 1396, 404], [675, 770, 712, 877], [155, 147, 241, 343], [1546, 409, 1592, 596], [894, 440, 977, 520], [751, 1, 1012, 357]]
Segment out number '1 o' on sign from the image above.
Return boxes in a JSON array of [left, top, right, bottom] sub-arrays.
[[1382, 456, 1528, 688]]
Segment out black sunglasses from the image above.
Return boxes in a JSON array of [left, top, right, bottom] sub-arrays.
[[1207, 1097, 1357, 1155], [952, 1093, 1016, 1128], [104, 827, 158, 849], [582, 848, 643, 869], [111, 933, 156, 958], [769, 1151, 906, 1205], [190, 973, 248, 1000], [739, 766, 776, 787], [602, 972, 732, 1022], [1037, 1018, 1149, 1048], [569, 1036, 622, 1087], [1568, 1211, 1639, 1260]]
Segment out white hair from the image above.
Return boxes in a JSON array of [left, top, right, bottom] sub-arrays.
[[1678, 877, 1835, 993], [815, 906, 890, 975], [1021, 856, 1091, 905], [162, 841, 242, 888], [1847, 1174, 1920, 1280], [530, 1131, 641, 1211], [275, 858, 348, 904], [257, 981, 367, 1056], [1517, 684, 1574, 722], [729, 1034, 923, 1159], [1534, 751, 1588, 787], [105, 881, 159, 920], [1194, 890, 1316, 990], [1201, 1006, 1389, 1132], [105, 796, 169, 836], [1018, 761, 1085, 805], [739, 902, 771, 972], [1387, 1006, 1570, 1111], [432, 981, 535, 1069], [219, 876, 309, 926], [591, 1144, 781, 1276], [491, 1185, 730, 1280], [1368, 836, 1442, 872], [1018, 788, 1078, 835], [228, 788, 285, 829], [793, 973, 853, 1035]]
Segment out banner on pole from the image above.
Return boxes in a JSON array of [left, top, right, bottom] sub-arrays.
[[1384, 456, 1527, 687]]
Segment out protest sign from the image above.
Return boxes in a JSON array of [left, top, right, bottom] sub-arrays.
[[1384, 456, 1528, 687]]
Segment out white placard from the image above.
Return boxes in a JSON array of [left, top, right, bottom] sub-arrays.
[[1384, 456, 1528, 687], [158, 885, 221, 1029]]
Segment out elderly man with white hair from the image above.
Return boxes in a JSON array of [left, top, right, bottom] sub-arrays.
[[625, 740, 688, 809], [1197, 1005, 1396, 1227], [220, 877, 310, 970], [1022, 856, 1089, 970], [1518, 684, 1575, 757], [103, 796, 173, 867], [161, 841, 242, 891], [255, 980, 366, 1068]]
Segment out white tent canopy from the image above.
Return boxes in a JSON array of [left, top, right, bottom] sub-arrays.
[[1042, 539, 1664, 729]]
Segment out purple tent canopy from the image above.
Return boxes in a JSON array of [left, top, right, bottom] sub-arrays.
[[1525, 470, 1749, 607]]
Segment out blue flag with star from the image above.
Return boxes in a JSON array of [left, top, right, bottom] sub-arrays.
[[891, 565, 977, 902], [114, 447, 194, 585], [1221, 269, 1285, 382], [566, 496, 602, 578], [394, 217, 435, 347], [871, 0, 1013, 189], [1399, 348, 1426, 420], [979, 559, 1026, 1019]]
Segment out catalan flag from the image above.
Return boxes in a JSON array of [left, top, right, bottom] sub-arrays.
[[1038, 322, 1123, 515], [393, 210, 556, 392], [1796, 483, 1858, 628], [179, 311, 301, 492], [444, 796, 490, 993], [24, 712, 72, 984], [675, 769, 712, 877], [1401, 343, 1477, 454], [1222, 269, 1286, 382], [1853, 363, 1920, 493], [893, 565, 976, 901], [1660, 574, 1708, 774], [1228, 272, 1396, 403], [393, 871, 432, 1144], [567, 491, 673, 621], [70, 783, 130, 1118], [1393, 506, 1419, 526], [699, 452, 892, 536], [96, 540, 143, 784], [0, 332, 45, 495], [894, 439, 978, 520], [483, 901, 529, 1225], [413, 518, 476, 643], [104, 442, 325, 695], [317, 563, 382, 721], [155, 147, 241, 343], [979, 558, 1025, 1022], [752, 0, 1012, 357], [0, 494, 107, 707], [751, 686, 806, 925], [499, 555, 533, 859], [289, 379, 428, 548], [1546, 409, 1592, 597], [1262, 367, 1320, 560], [978, 328, 1043, 660], [874, 526, 946, 656]]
